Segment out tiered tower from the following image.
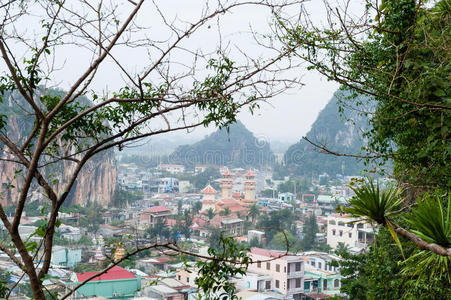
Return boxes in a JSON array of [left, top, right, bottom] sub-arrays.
[[200, 184, 218, 212], [243, 170, 256, 203], [220, 169, 233, 199]]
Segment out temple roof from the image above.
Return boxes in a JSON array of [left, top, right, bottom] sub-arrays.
[[200, 184, 218, 194]]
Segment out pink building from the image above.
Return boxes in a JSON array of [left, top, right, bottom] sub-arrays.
[[247, 248, 304, 300]]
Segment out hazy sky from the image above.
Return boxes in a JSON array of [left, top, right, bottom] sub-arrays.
[[12, 0, 347, 143]]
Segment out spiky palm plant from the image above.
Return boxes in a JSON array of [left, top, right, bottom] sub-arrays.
[[345, 179, 404, 225], [402, 194, 451, 283], [344, 179, 405, 254]]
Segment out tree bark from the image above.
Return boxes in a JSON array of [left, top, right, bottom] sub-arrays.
[[391, 222, 451, 257]]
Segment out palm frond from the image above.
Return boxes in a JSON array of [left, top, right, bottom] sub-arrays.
[[405, 193, 451, 248], [345, 178, 404, 225]]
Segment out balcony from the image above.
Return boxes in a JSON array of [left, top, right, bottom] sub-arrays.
[[287, 271, 303, 278], [287, 287, 304, 294]]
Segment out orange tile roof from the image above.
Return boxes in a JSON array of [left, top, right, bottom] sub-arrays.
[[200, 185, 218, 194]]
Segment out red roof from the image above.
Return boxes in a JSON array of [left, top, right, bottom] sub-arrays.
[[250, 248, 286, 258], [244, 171, 255, 177], [218, 198, 239, 206], [222, 169, 232, 176], [229, 205, 246, 212], [76, 266, 136, 282], [148, 206, 170, 213], [200, 185, 217, 194]]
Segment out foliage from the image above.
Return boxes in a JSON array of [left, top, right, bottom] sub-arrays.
[[196, 235, 250, 300], [193, 201, 203, 215], [344, 179, 403, 225], [146, 218, 171, 240], [248, 204, 260, 223], [276, 177, 312, 196], [207, 227, 223, 251], [402, 194, 451, 282], [283, 92, 369, 177], [0, 271, 10, 298], [205, 208, 216, 221], [256, 208, 296, 241], [77, 235, 93, 246], [300, 213, 319, 251], [268, 231, 297, 251], [112, 189, 143, 208], [177, 167, 222, 190], [333, 227, 450, 300], [249, 236, 262, 248], [280, 0, 450, 189]]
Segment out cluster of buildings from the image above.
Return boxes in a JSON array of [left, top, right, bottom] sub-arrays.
[[0, 159, 378, 299]]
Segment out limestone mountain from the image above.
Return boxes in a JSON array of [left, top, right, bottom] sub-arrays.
[[283, 90, 371, 177], [169, 121, 274, 169], [0, 90, 116, 207]]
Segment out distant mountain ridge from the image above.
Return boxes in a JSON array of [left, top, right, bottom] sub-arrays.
[[283, 90, 370, 176], [169, 121, 274, 169]]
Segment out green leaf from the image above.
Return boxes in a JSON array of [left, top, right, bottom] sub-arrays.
[[387, 221, 404, 259]]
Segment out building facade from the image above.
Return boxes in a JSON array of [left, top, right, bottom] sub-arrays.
[[247, 248, 305, 300], [326, 214, 375, 251]]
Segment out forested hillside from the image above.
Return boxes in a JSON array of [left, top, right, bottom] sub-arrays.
[[170, 121, 274, 169]]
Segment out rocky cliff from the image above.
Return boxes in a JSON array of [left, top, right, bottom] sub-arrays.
[[283, 90, 371, 176], [0, 92, 116, 207]]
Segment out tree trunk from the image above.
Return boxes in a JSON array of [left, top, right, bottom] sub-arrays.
[[10, 231, 46, 299]]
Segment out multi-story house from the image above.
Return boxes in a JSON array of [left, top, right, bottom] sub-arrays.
[[140, 206, 172, 227], [326, 214, 375, 251], [220, 218, 244, 236], [247, 248, 304, 300]]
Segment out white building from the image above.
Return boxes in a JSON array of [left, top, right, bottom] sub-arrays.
[[157, 164, 186, 174], [247, 248, 304, 300], [326, 214, 375, 252]]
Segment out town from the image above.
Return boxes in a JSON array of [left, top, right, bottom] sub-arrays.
[[1, 157, 376, 300], [0, 0, 448, 299]]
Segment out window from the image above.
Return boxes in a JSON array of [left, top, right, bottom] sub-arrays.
[[295, 262, 301, 271], [323, 279, 328, 290], [347, 223, 354, 228], [168, 297, 173, 300], [334, 279, 340, 288], [257, 261, 261, 268], [178, 275, 181, 280], [348, 233, 352, 238], [338, 221, 345, 226], [329, 220, 336, 225], [318, 262, 322, 269], [339, 230, 343, 237], [284, 266, 286, 273], [357, 223, 364, 229], [187, 277, 189, 283], [265, 281, 271, 290], [266, 262, 270, 270], [275, 280, 280, 288], [332, 229, 336, 235], [276, 264, 280, 272], [296, 278, 301, 288], [311, 261, 315, 267]]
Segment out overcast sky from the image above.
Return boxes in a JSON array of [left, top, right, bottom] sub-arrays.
[[11, 0, 349, 144]]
